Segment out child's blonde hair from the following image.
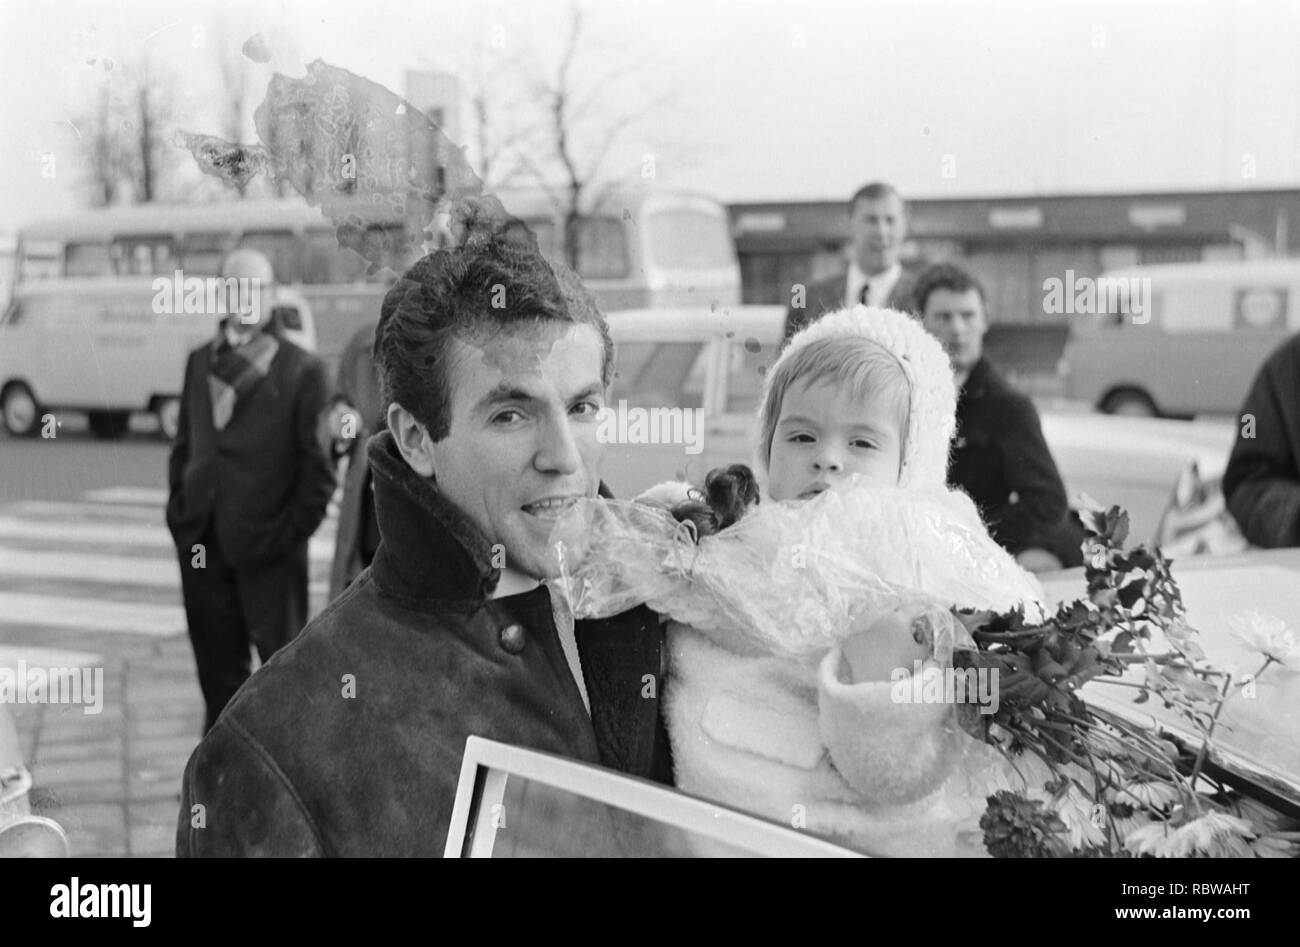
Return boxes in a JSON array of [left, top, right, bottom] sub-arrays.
[[757, 336, 911, 473]]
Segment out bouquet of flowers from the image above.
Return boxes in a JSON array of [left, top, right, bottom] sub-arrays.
[[960, 504, 1300, 857]]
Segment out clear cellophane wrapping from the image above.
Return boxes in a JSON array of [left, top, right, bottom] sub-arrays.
[[548, 478, 1045, 662]]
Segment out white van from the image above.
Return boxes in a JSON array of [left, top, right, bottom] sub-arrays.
[[0, 277, 316, 439], [1062, 259, 1300, 417]]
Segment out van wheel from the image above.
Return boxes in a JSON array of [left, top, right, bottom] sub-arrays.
[[1, 382, 41, 437], [88, 410, 131, 440], [155, 398, 181, 441], [1100, 388, 1158, 417]]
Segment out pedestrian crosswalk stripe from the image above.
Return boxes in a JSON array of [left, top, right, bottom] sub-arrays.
[[0, 489, 339, 641], [7, 500, 338, 539], [0, 547, 180, 588], [82, 487, 169, 505], [0, 515, 170, 549], [0, 591, 183, 637], [0, 644, 102, 670], [8, 500, 172, 522], [0, 515, 335, 562]]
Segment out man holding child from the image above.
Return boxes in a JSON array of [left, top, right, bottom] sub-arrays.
[[176, 222, 672, 857]]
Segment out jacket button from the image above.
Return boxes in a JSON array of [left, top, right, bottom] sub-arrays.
[[499, 624, 526, 654]]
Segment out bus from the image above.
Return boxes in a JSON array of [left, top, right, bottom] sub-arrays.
[[11, 185, 741, 381]]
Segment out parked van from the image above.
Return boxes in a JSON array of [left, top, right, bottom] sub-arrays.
[[0, 277, 316, 439], [1062, 259, 1300, 417]]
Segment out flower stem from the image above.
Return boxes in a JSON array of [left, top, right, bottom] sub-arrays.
[[1186, 673, 1235, 796]]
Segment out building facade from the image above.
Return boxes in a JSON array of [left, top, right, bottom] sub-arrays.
[[729, 188, 1300, 325]]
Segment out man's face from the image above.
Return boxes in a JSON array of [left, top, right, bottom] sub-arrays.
[[428, 322, 607, 580], [224, 281, 271, 334], [766, 377, 904, 501], [849, 192, 907, 276], [921, 287, 987, 375]]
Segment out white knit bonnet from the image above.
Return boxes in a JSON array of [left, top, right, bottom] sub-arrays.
[[757, 305, 957, 489]]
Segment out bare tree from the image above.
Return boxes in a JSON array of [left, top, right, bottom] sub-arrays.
[[72, 51, 179, 205], [512, 5, 685, 268], [81, 84, 134, 206], [428, 4, 690, 266]]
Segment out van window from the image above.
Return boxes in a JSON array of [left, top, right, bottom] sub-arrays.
[[180, 233, 232, 276], [112, 236, 176, 276], [1161, 285, 1234, 333], [238, 231, 301, 283], [576, 218, 628, 280], [647, 210, 734, 269], [302, 229, 368, 284], [65, 242, 114, 277], [612, 341, 708, 411]]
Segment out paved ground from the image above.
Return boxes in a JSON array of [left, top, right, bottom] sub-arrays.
[[0, 433, 337, 857]]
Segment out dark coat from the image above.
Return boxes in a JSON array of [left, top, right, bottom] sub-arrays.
[[949, 357, 1080, 563], [1224, 332, 1300, 548], [328, 324, 384, 600], [176, 431, 673, 857], [783, 268, 918, 344], [165, 336, 337, 568]]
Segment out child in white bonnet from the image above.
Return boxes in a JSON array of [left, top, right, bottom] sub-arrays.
[[555, 305, 1058, 855]]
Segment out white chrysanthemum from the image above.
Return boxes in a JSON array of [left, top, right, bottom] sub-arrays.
[[1251, 832, 1300, 858], [1124, 820, 1180, 857], [1225, 611, 1300, 669], [1129, 811, 1255, 858], [1109, 809, 1152, 842], [1176, 811, 1256, 857], [1234, 794, 1291, 834], [1109, 780, 1180, 811], [1053, 785, 1108, 850]]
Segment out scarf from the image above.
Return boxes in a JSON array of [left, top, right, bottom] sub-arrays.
[[207, 327, 280, 431]]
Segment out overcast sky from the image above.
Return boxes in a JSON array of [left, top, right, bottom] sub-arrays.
[[3, 0, 1299, 228]]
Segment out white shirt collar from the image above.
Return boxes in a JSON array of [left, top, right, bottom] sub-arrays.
[[846, 260, 903, 308], [491, 568, 540, 599], [491, 566, 591, 716]]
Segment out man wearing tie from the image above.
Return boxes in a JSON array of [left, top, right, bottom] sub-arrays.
[[783, 181, 917, 344]]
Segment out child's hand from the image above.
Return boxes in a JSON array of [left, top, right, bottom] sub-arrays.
[[840, 609, 933, 683]]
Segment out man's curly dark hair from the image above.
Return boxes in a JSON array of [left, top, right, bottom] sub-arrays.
[[372, 201, 613, 442]]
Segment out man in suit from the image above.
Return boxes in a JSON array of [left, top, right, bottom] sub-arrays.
[[915, 261, 1084, 571], [165, 248, 337, 734], [783, 181, 917, 344]]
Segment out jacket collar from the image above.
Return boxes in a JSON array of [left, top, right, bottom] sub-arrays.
[[366, 430, 501, 604], [959, 356, 993, 404]]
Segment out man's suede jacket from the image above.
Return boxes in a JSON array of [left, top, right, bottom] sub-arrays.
[[176, 431, 673, 856]]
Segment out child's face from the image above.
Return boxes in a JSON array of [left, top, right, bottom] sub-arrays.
[[766, 378, 904, 501]]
